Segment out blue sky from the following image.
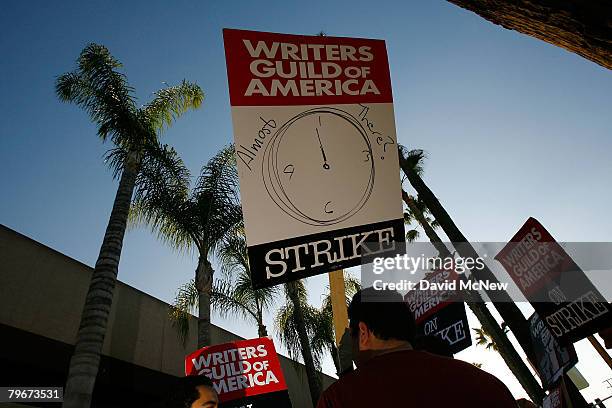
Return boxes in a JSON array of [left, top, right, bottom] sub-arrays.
[[1, 0, 611, 403]]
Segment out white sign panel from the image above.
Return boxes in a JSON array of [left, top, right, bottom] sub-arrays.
[[223, 29, 404, 288]]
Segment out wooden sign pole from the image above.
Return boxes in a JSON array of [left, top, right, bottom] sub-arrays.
[[328, 269, 349, 345], [588, 335, 612, 370]]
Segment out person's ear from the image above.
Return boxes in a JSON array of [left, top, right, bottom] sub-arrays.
[[358, 321, 370, 349]]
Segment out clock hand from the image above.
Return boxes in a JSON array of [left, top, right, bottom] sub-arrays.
[[316, 128, 330, 170]]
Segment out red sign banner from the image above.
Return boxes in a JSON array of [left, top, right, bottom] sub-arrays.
[[223, 28, 393, 106], [185, 337, 288, 404]]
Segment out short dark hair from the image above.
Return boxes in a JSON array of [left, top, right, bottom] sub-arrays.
[[348, 287, 416, 343], [164, 375, 215, 408]]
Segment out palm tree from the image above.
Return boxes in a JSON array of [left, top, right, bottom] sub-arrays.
[[398, 146, 537, 346], [56, 43, 203, 408], [169, 230, 279, 340], [214, 231, 279, 337], [130, 145, 243, 348], [276, 281, 323, 407], [398, 146, 545, 403], [400, 150, 449, 253], [312, 273, 361, 374]]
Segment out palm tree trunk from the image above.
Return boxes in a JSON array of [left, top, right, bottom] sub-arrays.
[[63, 153, 140, 408], [399, 152, 533, 349], [468, 305, 544, 402], [196, 255, 213, 348], [446, 0, 612, 70], [400, 179, 544, 402], [329, 342, 340, 375], [286, 282, 322, 407], [256, 309, 268, 337]]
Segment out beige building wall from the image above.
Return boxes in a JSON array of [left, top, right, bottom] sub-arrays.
[[0, 225, 335, 408]]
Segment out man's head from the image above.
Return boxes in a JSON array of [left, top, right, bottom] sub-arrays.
[[166, 375, 218, 408], [348, 287, 416, 361]]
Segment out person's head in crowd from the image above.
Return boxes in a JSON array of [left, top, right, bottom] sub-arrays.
[[413, 335, 454, 358], [165, 375, 218, 408], [348, 287, 416, 365]]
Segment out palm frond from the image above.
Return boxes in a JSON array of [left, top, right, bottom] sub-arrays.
[[398, 145, 426, 177], [194, 145, 239, 203], [320, 272, 361, 311], [275, 298, 323, 369], [135, 143, 191, 202], [310, 309, 334, 358], [144, 80, 204, 132], [169, 279, 198, 345], [193, 145, 242, 255], [473, 326, 501, 351], [103, 147, 127, 179], [211, 278, 257, 321], [56, 43, 141, 148], [406, 229, 420, 242], [211, 229, 279, 337], [344, 273, 362, 296], [233, 270, 279, 313], [473, 328, 489, 346], [275, 304, 303, 361], [312, 274, 360, 356], [429, 218, 441, 229], [128, 143, 195, 253], [216, 229, 249, 279], [403, 211, 414, 225]]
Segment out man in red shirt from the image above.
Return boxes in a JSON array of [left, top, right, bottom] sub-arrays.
[[317, 288, 518, 408]]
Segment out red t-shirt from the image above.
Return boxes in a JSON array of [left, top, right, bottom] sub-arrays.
[[317, 350, 517, 408]]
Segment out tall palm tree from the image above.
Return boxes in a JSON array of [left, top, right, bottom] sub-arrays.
[[56, 43, 203, 408], [312, 273, 361, 374], [130, 146, 243, 348], [169, 230, 279, 340], [398, 146, 544, 403], [276, 281, 323, 407], [398, 146, 536, 346], [401, 150, 448, 256]]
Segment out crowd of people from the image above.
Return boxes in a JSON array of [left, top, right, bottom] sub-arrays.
[[166, 287, 536, 408]]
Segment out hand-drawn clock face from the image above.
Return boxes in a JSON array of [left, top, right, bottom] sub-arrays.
[[262, 107, 375, 226]]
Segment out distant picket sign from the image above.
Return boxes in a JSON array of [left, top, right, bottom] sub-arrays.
[[185, 337, 292, 408], [542, 386, 564, 408], [495, 217, 612, 344], [528, 313, 577, 390], [223, 28, 404, 288], [404, 268, 472, 354]]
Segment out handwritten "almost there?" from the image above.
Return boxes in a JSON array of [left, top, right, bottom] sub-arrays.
[[236, 116, 277, 171]]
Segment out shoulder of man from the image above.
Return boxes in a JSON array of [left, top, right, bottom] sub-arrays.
[[316, 369, 360, 408], [446, 358, 517, 405]]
